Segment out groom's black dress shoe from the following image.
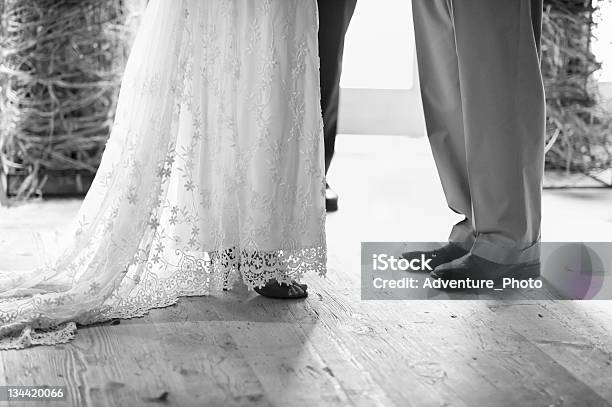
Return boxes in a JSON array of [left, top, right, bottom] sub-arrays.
[[401, 243, 468, 271], [431, 253, 540, 283], [326, 183, 338, 212]]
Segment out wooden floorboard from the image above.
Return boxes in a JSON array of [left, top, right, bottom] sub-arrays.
[[2, 135, 612, 406]]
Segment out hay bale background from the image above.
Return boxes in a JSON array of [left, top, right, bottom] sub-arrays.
[[0, 0, 146, 200], [542, 0, 612, 185]]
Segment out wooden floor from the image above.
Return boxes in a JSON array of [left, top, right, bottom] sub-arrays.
[[2, 135, 612, 407]]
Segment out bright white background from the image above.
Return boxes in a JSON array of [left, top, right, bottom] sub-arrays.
[[340, 0, 415, 90], [594, 0, 612, 82]]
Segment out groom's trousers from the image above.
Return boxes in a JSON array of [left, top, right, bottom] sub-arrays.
[[318, 0, 357, 174], [412, 0, 546, 264]]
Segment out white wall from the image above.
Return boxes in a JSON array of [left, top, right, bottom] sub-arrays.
[[594, 0, 612, 83], [340, 0, 415, 90], [337, 0, 424, 136]]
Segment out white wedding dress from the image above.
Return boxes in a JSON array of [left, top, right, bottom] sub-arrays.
[[0, 0, 326, 349]]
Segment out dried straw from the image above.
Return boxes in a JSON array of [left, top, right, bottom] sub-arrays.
[[0, 0, 145, 199], [542, 0, 612, 181]]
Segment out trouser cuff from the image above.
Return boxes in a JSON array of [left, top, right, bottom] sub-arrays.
[[448, 223, 475, 252], [470, 236, 541, 265]]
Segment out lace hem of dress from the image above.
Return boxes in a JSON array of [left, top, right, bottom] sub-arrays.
[[0, 322, 77, 350], [0, 245, 325, 350]]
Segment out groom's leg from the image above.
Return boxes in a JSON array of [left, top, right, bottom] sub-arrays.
[[451, 0, 545, 264], [412, 0, 475, 250], [317, 0, 357, 174]]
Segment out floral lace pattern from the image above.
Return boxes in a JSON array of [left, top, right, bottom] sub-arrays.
[[0, 0, 326, 350]]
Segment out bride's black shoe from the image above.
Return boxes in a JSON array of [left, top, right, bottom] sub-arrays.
[[254, 280, 308, 299]]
